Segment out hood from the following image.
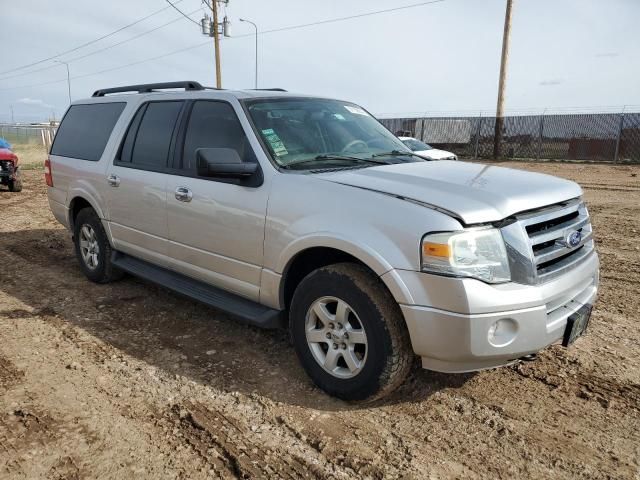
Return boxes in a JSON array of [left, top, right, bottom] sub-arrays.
[[415, 149, 455, 160], [314, 160, 582, 224], [0, 148, 17, 162]]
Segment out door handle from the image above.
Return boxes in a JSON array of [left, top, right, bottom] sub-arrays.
[[175, 186, 193, 202], [107, 174, 120, 187]]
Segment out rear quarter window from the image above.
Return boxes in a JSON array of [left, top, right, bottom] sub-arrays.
[[51, 103, 126, 161]]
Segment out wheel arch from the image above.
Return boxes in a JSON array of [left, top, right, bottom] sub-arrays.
[[68, 194, 105, 232], [277, 234, 414, 312], [280, 246, 375, 310]]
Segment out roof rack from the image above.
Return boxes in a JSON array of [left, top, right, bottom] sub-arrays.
[[92, 81, 205, 97], [250, 88, 287, 92]]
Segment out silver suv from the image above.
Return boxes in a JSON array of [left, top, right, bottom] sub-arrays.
[[47, 81, 599, 400]]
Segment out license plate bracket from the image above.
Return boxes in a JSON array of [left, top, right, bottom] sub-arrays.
[[562, 304, 592, 347]]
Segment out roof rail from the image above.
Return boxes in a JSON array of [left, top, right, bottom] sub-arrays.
[[250, 88, 287, 92], [92, 81, 205, 97]]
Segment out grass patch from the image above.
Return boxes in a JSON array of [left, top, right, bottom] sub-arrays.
[[12, 144, 47, 168]]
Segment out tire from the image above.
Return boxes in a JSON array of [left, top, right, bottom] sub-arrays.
[[8, 169, 22, 192], [73, 207, 123, 283], [290, 263, 413, 401]]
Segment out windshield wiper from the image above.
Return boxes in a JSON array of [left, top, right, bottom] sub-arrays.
[[371, 150, 426, 160], [281, 154, 391, 169]]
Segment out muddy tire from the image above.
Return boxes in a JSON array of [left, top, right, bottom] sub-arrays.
[[8, 169, 22, 192], [73, 207, 123, 284], [290, 263, 413, 401]]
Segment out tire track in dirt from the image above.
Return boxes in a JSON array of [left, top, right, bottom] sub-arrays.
[[511, 359, 640, 411], [0, 355, 23, 392]]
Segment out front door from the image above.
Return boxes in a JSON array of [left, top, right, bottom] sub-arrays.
[[165, 100, 269, 301]]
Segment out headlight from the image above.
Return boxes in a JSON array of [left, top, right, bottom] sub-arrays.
[[421, 228, 511, 283]]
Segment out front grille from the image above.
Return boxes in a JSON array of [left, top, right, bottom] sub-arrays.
[[502, 198, 595, 285]]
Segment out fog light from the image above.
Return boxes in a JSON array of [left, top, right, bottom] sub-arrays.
[[488, 318, 518, 347]]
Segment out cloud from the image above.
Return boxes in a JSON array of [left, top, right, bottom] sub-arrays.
[[539, 79, 563, 86], [16, 97, 54, 109], [595, 52, 619, 58]]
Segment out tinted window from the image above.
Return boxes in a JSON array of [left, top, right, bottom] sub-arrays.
[[118, 104, 146, 163], [182, 101, 255, 171], [131, 101, 183, 168], [51, 103, 125, 161]]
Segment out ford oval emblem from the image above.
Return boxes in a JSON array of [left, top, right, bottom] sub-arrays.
[[567, 230, 582, 248]]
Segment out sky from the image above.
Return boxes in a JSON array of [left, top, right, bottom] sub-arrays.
[[1, 0, 639, 122]]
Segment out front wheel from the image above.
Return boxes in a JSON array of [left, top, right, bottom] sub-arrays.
[[290, 263, 413, 401], [8, 169, 22, 192]]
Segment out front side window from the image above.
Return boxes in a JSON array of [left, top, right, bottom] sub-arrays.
[[129, 101, 183, 168], [244, 98, 417, 170], [402, 139, 433, 151], [51, 102, 125, 161], [182, 101, 256, 172]]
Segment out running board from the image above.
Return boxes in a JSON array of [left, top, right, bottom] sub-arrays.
[[111, 252, 285, 329]]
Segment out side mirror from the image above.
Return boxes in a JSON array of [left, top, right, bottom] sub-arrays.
[[196, 148, 258, 178]]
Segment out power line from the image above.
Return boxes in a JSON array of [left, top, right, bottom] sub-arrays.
[[0, 41, 212, 92], [0, 8, 202, 82], [0, 0, 185, 76], [164, 0, 201, 26], [0, 0, 448, 92], [252, 0, 446, 36]]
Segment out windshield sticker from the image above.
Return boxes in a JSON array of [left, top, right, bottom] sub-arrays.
[[344, 105, 368, 116], [333, 113, 346, 121], [261, 128, 288, 157]]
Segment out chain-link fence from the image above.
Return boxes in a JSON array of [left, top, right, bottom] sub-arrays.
[[0, 124, 58, 150], [380, 112, 640, 163]]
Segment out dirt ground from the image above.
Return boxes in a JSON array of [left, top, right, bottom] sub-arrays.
[[0, 154, 639, 479]]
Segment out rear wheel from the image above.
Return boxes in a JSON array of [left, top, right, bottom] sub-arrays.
[[290, 263, 413, 401], [73, 208, 123, 283]]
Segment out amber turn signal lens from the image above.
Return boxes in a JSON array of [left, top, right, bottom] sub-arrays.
[[422, 242, 450, 258]]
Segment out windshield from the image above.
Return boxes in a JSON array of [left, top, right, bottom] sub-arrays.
[[401, 138, 433, 151], [245, 98, 417, 169]]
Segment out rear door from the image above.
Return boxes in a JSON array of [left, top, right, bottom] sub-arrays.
[[48, 102, 126, 218], [165, 100, 269, 301], [106, 100, 185, 267]]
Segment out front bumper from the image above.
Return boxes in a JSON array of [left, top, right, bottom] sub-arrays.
[[0, 170, 14, 184], [383, 250, 599, 373]]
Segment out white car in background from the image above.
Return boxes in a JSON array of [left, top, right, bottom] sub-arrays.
[[398, 136, 458, 160]]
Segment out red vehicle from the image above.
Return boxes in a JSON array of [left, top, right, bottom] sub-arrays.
[[0, 148, 22, 192]]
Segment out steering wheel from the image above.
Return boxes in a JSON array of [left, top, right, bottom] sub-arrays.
[[341, 139, 368, 153]]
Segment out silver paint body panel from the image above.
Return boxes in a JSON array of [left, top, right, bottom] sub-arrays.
[[48, 88, 599, 373]]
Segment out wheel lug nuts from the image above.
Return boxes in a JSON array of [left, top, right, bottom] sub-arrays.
[[328, 323, 335, 329], [337, 323, 343, 329], [325, 332, 331, 339], [343, 332, 349, 339], [341, 343, 347, 349], [332, 343, 338, 349]]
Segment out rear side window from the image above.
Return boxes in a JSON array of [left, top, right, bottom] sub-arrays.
[[51, 103, 125, 161], [129, 101, 183, 168], [182, 101, 256, 171]]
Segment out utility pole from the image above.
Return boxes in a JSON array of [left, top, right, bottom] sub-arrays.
[[212, 0, 222, 88], [201, 1, 230, 88], [493, 0, 514, 159], [55, 60, 72, 104], [10, 105, 14, 123]]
